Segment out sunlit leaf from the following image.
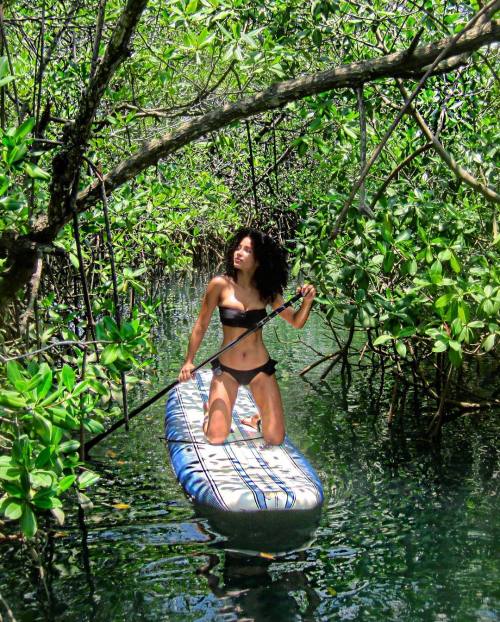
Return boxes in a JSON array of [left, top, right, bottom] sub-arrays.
[[20, 504, 37, 538]]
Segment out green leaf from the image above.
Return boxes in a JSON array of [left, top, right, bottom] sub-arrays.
[[0, 196, 24, 210], [407, 259, 417, 276], [30, 469, 54, 488], [343, 126, 357, 140], [3, 482, 23, 497], [438, 249, 451, 261], [21, 504, 37, 538], [59, 440, 80, 454], [14, 117, 35, 140], [69, 253, 80, 270], [57, 474, 76, 493], [450, 253, 461, 273], [0, 57, 8, 79], [101, 344, 120, 365], [0, 391, 26, 409], [0, 75, 15, 88], [373, 334, 393, 346], [185, 0, 198, 14], [24, 162, 51, 180], [61, 364, 76, 391], [448, 342, 463, 367], [429, 259, 442, 278], [33, 414, 53, 444], [7, 143, 28, 164], [435, 293, 452, 309], [395, 341, 407, 358], [34, 447, 52, 469], [72, 380, 90, 397], [0, 462, 21, 481], [482, 333, 496, 352], [395, 229, 412, 243], [35, 365, 53, 400], [383, 252, 395, 274], [312, 29, 322, 46], [78, 470, 100, 489], [1, 497, 23, 520], [82, 418, 105, 434], [32, 490, 61, 510], [468, 320, 484, 329], [433, 340, 448, 353], [39, 384, 65, 407], [483, 300, 495, 316], [6, 361, 28, 392]]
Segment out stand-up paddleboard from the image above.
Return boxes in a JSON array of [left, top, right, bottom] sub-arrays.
[[165, 369, 323, 512]]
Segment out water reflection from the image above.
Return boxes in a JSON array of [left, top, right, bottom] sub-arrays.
[[0, 275, 498, 621], [198, 549, 322, 621]]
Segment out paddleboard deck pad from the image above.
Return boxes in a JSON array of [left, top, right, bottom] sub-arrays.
[[165, 370, 323, 512]]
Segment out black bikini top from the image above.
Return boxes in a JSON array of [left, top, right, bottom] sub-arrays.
[[219, 306, 267, 328]]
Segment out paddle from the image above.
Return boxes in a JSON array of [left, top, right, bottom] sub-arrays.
[[84, 292, 303, 454]]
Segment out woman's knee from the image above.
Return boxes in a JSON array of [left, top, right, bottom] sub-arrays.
[[262, 419, 285, 445], [263, 429, 285, 445], [204, 407, 231, 444], [205, 430, 229, 445]]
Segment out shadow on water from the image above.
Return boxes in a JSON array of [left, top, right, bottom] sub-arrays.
[[196, 505, 323, 556]]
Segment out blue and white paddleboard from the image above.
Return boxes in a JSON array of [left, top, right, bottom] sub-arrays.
[[165, 370, 323, 512]]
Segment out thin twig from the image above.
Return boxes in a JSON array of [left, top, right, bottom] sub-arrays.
[[0, 340, 112, 362], [331, 0, 499, 239]]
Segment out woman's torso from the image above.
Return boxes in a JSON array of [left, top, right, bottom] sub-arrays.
[[217, 277, 270, 369]]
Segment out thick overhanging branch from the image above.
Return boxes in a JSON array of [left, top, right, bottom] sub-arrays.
[[62, 18, 499, 226]]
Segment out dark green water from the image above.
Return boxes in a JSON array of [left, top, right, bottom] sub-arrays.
[[1, 278, 499, 621]]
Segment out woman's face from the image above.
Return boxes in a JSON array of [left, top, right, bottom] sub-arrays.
[[233, 236, 258, 272]]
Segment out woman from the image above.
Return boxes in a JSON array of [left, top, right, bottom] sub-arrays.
[[178, 228, 316, 445]]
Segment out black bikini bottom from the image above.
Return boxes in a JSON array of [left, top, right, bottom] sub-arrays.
[[211, 357, 277, 385]]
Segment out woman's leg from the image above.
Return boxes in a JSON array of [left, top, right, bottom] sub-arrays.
[[248, 373, 285, 445], [204, 372, 239, 444]]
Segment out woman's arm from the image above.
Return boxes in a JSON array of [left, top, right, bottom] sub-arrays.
[[178, 277, 224, 381], [272, 284, 316, 329]]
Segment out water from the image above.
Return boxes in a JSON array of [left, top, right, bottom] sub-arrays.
[[1, 277, 498, 621]]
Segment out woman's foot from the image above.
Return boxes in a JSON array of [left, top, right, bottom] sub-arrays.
[[240, 413, 262, 432]]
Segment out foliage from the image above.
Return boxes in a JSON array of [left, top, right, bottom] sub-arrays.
[[293, 191, 499, 371], [0, 361, 99, 538], [0, 0, 498, 540]]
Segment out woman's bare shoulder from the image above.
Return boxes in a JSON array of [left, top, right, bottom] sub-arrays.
[[205, 275, 231, 296], [208, 274, 231, 288]]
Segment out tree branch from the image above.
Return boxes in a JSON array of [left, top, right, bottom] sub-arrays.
[[330, 3, 499, 240], [45, 0, 149, 233], [397, 80, 500, 204], [370, 141, 433, 209], [67, 17, 500, 225]]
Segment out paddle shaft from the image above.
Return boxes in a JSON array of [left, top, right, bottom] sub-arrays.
[[84, 292, 302, 454]]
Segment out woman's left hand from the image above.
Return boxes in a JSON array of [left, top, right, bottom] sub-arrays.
[[297, 284, 316, 302]]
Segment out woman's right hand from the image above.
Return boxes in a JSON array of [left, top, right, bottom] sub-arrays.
[[178, 362, 195, 383]]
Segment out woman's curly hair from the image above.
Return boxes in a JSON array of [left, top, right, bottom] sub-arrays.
[[225, 228, 289, 303]]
